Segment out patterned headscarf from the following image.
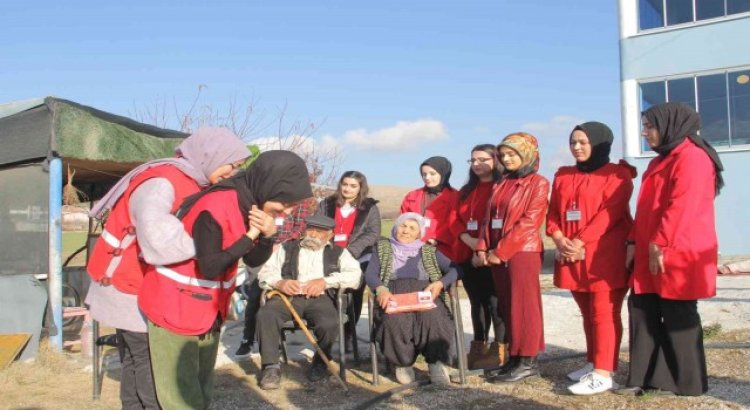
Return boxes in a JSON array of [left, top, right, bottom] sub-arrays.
[[497, 132, 540, 178]]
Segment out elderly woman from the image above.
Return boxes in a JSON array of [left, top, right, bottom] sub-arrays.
[[547, 122, 636, 395], [365, 212, 459, 386], [619, 102, 725, 397], [475, 132, 549, 383]]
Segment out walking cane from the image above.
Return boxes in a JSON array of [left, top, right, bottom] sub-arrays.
[[266, 290, 349, 392]]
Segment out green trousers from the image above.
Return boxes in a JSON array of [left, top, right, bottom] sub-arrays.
[[148, 321, 220, 410]]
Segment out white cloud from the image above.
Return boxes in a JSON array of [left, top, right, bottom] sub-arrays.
[[249, 134, 342, 158], [341, 119, 448, 152], [521, 115, 583, 140]]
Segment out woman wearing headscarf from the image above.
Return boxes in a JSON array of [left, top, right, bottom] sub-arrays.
[[316, 170, 381, 350], [400, 156, 459, 258], [475, 132, 549, 383], [365, 213, 459, 386], [546, 122, 636, 395], [618, 102, 724, 397], [138, 150, 313, 409], [450, 144, 505, 370], [85, 127, 249, 410]]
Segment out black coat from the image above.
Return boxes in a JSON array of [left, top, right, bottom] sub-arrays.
[[315, 196, 381, 260]]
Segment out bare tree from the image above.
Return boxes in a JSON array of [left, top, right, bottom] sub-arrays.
[[131, 85, 342, 186]]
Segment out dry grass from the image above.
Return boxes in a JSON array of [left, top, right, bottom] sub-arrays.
[[3, 329, 747, 410]]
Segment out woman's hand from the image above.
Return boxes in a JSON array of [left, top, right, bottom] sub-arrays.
[[472, 251, 487, 267], [425, 281, 444, 300], [625, 244, 635, 272], [486, 253, 502, 265], [648, 242, 664, 275], [377, 289, 394, 310], [248, 205, 277, 237]]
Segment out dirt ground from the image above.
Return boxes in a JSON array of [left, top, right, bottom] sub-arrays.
[[1, 327, 748, 410]]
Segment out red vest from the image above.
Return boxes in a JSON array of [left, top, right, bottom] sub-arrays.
[[138, 190, 246, 336], [86, 165, 200, 294]]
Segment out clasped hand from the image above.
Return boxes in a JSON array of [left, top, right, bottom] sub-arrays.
[[275, 278, 326, 298], [246, 205, 277, 240], [376, 281, 444, 310]]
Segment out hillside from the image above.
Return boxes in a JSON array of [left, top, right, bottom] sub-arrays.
[[368, 185, 410, 220]]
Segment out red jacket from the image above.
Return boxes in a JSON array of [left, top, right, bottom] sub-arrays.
[[400, 187, 459, 260], [86, 165, 200, 294], [138, 190, 245, 335], [547, 161, 635, 291], [477, 173, 549, 261], [630, 139, 718, 300], [449, 181, 494, 263]]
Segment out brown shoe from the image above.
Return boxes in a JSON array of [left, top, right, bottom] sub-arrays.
[[473, 341, 506, 370], [467, 341, 488, 370]]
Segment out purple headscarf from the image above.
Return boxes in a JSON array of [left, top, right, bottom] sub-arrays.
[[389, 212, 426, 272], [90, 127, 250, 218]]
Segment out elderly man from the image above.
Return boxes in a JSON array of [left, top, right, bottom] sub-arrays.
[[256, 214, 362, 390]]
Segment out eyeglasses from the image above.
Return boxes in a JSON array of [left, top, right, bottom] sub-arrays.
[[467, 158, 493, 164]]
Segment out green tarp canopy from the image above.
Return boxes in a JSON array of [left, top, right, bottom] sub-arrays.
[[0, 97, 188, 190]]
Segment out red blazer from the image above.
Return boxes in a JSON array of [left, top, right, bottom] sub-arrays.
[[400, 187, 458, 260], [449, 181, 494, 263], [547, 161, 635, 291], [476, 173, 549, 261], [630, 139, 718, 300]]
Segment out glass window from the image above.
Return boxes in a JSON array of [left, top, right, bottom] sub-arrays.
[[667, 0, 694, 25], [641, 81, 666, 111], [729, 70, 750, 145], [728, 0, 750, 14], [640, 0, 665, 30], [697, 74, 730, 145], [667, 77, 696, 109], [696, 0, 726, 20]]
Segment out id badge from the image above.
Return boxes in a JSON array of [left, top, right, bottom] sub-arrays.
[[334, 233, 348, 242], [424, 218, 432, 228], [466, 220, 478, 231], [565, 210, 582, 222], [274, 217, 285, 226], [491, 218, 503, 229]]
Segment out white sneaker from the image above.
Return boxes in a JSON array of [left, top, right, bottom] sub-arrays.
[[428, 361, 451, 386], [566, 362, 594, 381], [395, 366, 415, 384], [567, 372, 618, 396]]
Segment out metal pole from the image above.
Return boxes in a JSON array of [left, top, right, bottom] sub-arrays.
[[48, 156, 63, 350]]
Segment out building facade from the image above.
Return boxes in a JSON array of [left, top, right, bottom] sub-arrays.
[[618, 0, 750, 255]]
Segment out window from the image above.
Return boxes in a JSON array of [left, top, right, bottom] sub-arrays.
[[639, 68, 750, 152], [698, 74, 730, 146], [667, 0, 694, 25], [640, 0, 665, 30], [696, 0, 725, 20], [667, 77, 696, 109], [728, 0, 750, 14], [639, 0, 750, 31], [729, 70, 750, 145]]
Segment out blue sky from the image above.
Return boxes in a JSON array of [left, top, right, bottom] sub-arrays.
[[1, 0, 623, 186]]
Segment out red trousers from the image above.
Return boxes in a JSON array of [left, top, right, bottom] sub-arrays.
[[571, 289, 627, 372], [491, 252, 544, 357]]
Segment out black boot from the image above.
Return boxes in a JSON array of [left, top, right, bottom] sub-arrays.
[[485, 355, 518, 379], [491, 356, 539, 383]]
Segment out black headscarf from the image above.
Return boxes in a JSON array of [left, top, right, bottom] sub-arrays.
[[572, 121, 613, 173], [420, 156, 452, 194], [178, 150, 313, 225], [643, 102, 725, 195]]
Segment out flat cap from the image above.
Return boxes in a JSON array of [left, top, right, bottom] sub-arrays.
[[304, 214, 335, 230]]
